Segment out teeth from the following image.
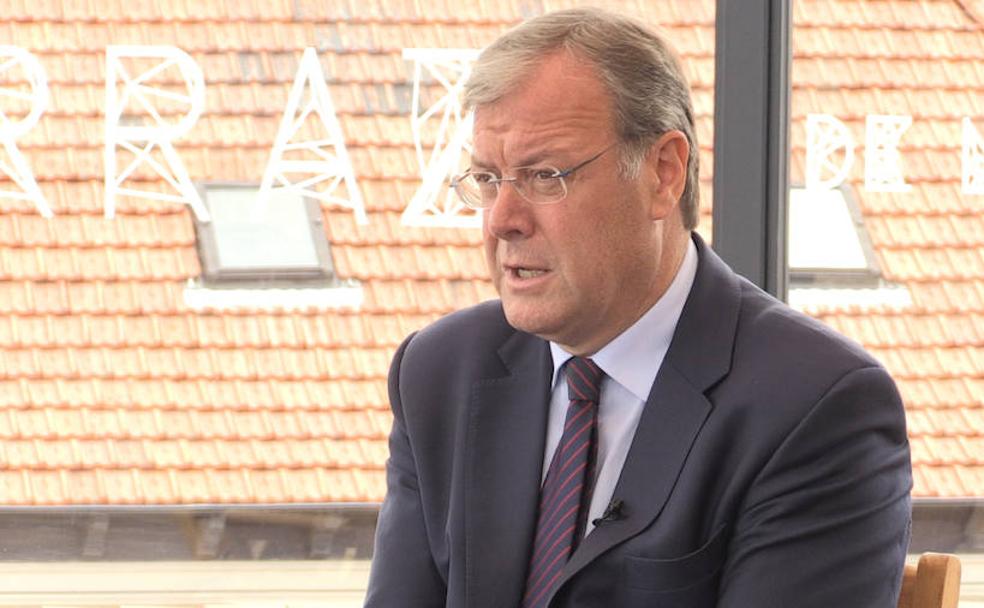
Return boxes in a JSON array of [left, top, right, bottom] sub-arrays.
[[516, 268, 546, 279]]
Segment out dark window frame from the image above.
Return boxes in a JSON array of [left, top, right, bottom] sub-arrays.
[[0, 504, 378, 561], [713, 0, 791, 301]]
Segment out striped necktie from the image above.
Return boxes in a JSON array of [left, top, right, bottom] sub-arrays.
[[522, 356, 604, 608]]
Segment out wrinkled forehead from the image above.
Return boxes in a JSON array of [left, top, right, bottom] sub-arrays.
[[469, 49, 612, 113], [474, 53, 612, 132], [470, 53, 617, 163]]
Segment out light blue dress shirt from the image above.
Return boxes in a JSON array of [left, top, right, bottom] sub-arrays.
[[546, 238, 699, 536]]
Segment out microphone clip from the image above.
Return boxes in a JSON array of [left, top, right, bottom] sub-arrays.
[[592, 498, 625, 526]]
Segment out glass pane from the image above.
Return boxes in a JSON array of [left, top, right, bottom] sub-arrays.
[[789, 2, 984, 602], [208, 188, 319, 270]]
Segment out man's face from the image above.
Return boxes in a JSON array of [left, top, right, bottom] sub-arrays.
[[473, 52, 682, 355]]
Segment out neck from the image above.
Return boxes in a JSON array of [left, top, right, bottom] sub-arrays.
[[561, 230, 692, 357]]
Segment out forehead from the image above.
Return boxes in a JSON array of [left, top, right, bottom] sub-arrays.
[[471, 52, 616, 164]]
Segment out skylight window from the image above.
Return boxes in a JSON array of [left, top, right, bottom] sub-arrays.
[[788, 186, 879, 283], [185, 184, 363, 311], [787, 185, 912, 310], [194, 184, 335, 284]]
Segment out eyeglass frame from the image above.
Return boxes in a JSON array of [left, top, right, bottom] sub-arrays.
[[449, 144, 615, 209]]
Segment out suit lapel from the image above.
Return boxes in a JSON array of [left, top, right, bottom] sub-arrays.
[[560, 365, 711, 577], [552, 234, 744, 594], [465, 330, 552, 608]]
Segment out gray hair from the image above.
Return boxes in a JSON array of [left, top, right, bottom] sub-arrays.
[[463, 7, 701, 230]]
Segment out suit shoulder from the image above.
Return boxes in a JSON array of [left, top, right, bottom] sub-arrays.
[[414, 299, 509, 342], [402, 299, 513, 365], [708, 279, 904, 450], [735, 278, 881, 372]]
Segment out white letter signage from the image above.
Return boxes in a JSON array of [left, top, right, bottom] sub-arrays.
[[104, 46, 208, 220]]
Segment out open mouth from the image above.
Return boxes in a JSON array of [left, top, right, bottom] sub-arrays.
[[514, 267, 548, 279]]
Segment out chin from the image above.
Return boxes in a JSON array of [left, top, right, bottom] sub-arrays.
[[501, 302, 560, 340], [501, 300, 536, 332]]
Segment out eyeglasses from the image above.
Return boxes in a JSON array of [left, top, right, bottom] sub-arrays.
[[450, 145, 613, 209]]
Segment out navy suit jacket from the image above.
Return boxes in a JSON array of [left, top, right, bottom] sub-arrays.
[[365, 234, 912, 608]]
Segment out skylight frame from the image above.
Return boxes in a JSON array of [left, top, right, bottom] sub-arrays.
[[193, 182, 337, 286]]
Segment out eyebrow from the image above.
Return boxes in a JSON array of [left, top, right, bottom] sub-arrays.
[[469, 148, 566, 171], [468, 157, 494, 172]]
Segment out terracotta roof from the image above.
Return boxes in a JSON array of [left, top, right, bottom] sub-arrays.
[[0, 0, 980, 504], [791, 0, 984, 498]]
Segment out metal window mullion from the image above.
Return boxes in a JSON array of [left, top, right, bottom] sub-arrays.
[[712, 0, 791, 301]]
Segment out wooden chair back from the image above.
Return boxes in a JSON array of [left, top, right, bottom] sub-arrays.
[[897, 552, 961, 608]]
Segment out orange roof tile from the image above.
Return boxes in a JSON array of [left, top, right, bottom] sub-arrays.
[[0, 0, 981, 505]]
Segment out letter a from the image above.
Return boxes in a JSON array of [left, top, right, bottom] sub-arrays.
[[255, 48, 366, 224]]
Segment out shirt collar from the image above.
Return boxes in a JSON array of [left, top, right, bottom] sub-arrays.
[[549, 237, 699, 401]]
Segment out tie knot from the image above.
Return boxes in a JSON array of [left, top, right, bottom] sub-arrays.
[[565, 357, 604, 402]]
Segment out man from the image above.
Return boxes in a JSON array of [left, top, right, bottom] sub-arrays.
[[366, 8, 911, 608]]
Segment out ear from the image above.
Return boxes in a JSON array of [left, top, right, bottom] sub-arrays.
[[643, 130, 689, 222]]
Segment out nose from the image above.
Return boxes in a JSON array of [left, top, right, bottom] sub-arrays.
[[484, 180, 534, 241]]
